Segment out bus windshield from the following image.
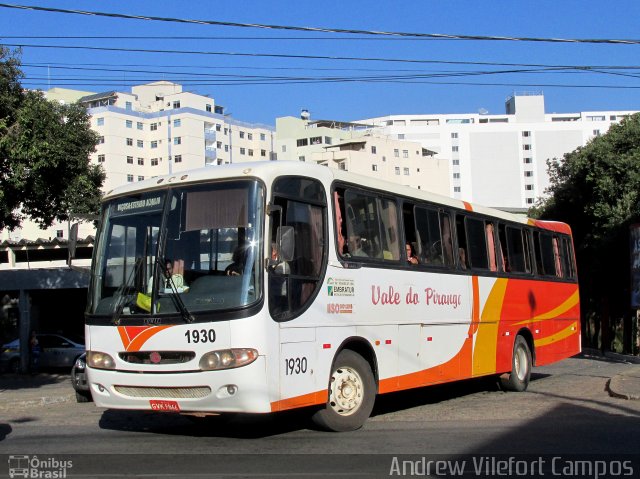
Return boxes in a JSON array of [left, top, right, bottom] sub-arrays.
[[88, 180, 264, 321]]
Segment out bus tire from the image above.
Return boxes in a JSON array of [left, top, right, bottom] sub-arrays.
[[311, 349, 376, 432], [501, 336, 532, 392]]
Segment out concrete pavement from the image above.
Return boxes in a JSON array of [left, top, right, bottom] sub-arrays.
[[1, 352, 639, 412]]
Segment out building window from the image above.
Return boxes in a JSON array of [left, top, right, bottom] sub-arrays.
[[248, 149, 254, 157], [338, 162, 346, 170], [224, 128, 228, 135], [522, 131, 531, 137], [526, 198, 534, 204], [173, 119, 181, 127], [224, 145, 229, 152], [523, 157, 533, 164], [238, 131, 244, 139], [126, 138, 133, 146], [296, 138, 308, 147], [173, 101, 181, 109], [395, 167, 400, 175], [127, 174, 134, 182], [97, 117, 104, 126], [206, 104, 212, 112], [98, 136, 105, 144], [174, 155, 182, 163], [125, 101, 132, 110], [453, 173, 460, 179], [151, 123, 158, 131], [174, 137, 181, 145], [524, 171, 534, 177], [398, 134, 405, 139], [525, 184, 534, 191], [138, 176, 144, 182], [216, 124, 221, 132], [454, 187, 461, 193], [451, 132, 458, 138], [523, 144, 532, 151], [593, 130, 601, 136], [452, 159, 460, 165], [125, 120, 132, 128], [371, 146, 377, 154], [151, 158, 159, 166], [56, 230, 64, 239], [403, 167, 410, 176], [261, 149, 266, 157], [372, 164, 378, 172], [394, 149, 399, 158], [217, 141, 222, 149], [282, 145, 287, 153], [127, 156, 133, 164], [260, 133, 266, 141], [137, 122, 143, 130], [138, 158, 144, 166], [97, 154, 105, 163], [310, 136, 321, 145], [452, 146, 459, 152], [137, 140, 143, 148], [248, 133, 253, 140], [151, 141, 158, 149], [240, 147, 246, 155], [402, 150, 409, 158], [298, 156, 306, 161], [325, 137, 332, 145]]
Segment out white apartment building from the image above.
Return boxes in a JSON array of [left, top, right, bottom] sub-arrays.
[[358, 92, 639, 211], [276, 114, 451, 196], [1, 82, 275, 268]]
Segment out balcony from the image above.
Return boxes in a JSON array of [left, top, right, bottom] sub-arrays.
[[205, 147, 217, 165], [204, 130, 216, 141]]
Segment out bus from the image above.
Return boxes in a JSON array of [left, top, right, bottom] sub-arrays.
[[83, 161, 580, 431]]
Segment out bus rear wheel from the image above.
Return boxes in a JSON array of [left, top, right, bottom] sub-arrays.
[[501, 336, 532, 392], [311, 350, 376, 432]]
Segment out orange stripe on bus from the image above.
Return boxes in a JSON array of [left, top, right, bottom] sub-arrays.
[[463, 201, 473, 212], [270, 390, 327, 412]]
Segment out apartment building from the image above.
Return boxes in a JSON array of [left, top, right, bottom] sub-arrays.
[[1, 81, 275, 268], [358, 92, 639, 211], [276, 114, 451, 196]]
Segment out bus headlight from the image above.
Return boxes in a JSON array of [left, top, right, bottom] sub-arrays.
[[199, 349, 258, 371], [87, 351, 116, 370]]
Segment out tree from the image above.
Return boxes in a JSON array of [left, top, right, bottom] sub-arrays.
[[0, 46, 104, 231], [533, 113, 640, 351]]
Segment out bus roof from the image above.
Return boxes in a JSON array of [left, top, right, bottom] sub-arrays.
[[102, 161, 569, 234]]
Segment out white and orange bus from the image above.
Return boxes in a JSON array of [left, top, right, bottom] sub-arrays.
[[84, 161, 580, 431]]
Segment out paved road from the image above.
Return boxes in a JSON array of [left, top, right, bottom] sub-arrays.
[[1, 355, 639, 477]]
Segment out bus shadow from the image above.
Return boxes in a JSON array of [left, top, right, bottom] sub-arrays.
[[98, 408, 314, 439], [372, 373, 550, 417]]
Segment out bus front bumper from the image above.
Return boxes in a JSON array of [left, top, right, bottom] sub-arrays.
[[86, 356, 271, 414]]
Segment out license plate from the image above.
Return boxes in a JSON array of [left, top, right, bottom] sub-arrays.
[[149, 400, 181, 412]]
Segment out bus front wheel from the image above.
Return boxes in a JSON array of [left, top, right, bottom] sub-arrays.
[[311, 350, 376, 432], [501, 336, 532, 392]]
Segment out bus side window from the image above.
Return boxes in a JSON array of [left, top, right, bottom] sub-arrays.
[[455, 215, 469, 270], [500, 225, 531, 273], [465, 217, 489, 270], [485, 222, 498, 272], [561, 236, 576, 279]]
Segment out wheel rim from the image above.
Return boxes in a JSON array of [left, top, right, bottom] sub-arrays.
[[514, 345, 528, 381], [329, 366, 364, 416]]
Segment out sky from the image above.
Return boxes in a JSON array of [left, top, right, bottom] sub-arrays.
[[1, 0, 640, 125]]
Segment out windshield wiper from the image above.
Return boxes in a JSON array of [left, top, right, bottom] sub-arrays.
[[158, 259, 195, 323], [112, 257, 144, 325]]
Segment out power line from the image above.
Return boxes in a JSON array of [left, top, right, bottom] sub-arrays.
[[6, 43, 640, 70], [1, 3, 640, 45]]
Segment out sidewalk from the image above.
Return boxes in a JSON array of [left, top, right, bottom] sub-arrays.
[[0, 372, 74, 411], [581, 348, 640, 400]]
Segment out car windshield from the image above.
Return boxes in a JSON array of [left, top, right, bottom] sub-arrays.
[[88, 180, 264, 321]]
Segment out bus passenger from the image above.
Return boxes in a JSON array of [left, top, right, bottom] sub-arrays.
[[406, 242, 419, 265]]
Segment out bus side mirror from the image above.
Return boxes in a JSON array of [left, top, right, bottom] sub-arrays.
[[68, 222, 79, 265], [278, 226, 294, 262]]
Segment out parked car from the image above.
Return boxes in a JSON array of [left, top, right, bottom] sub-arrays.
[[71, 353, 92, 402], [0, 333, 85, 373]]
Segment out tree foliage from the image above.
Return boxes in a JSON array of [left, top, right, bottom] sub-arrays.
[[0, 46, 104, 230], [533, 113, 640, 340]]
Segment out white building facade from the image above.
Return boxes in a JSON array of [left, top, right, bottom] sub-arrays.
[[276, 115, 451, 197], [1, 82, 275, 268], [359, 93, 638, 211]]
